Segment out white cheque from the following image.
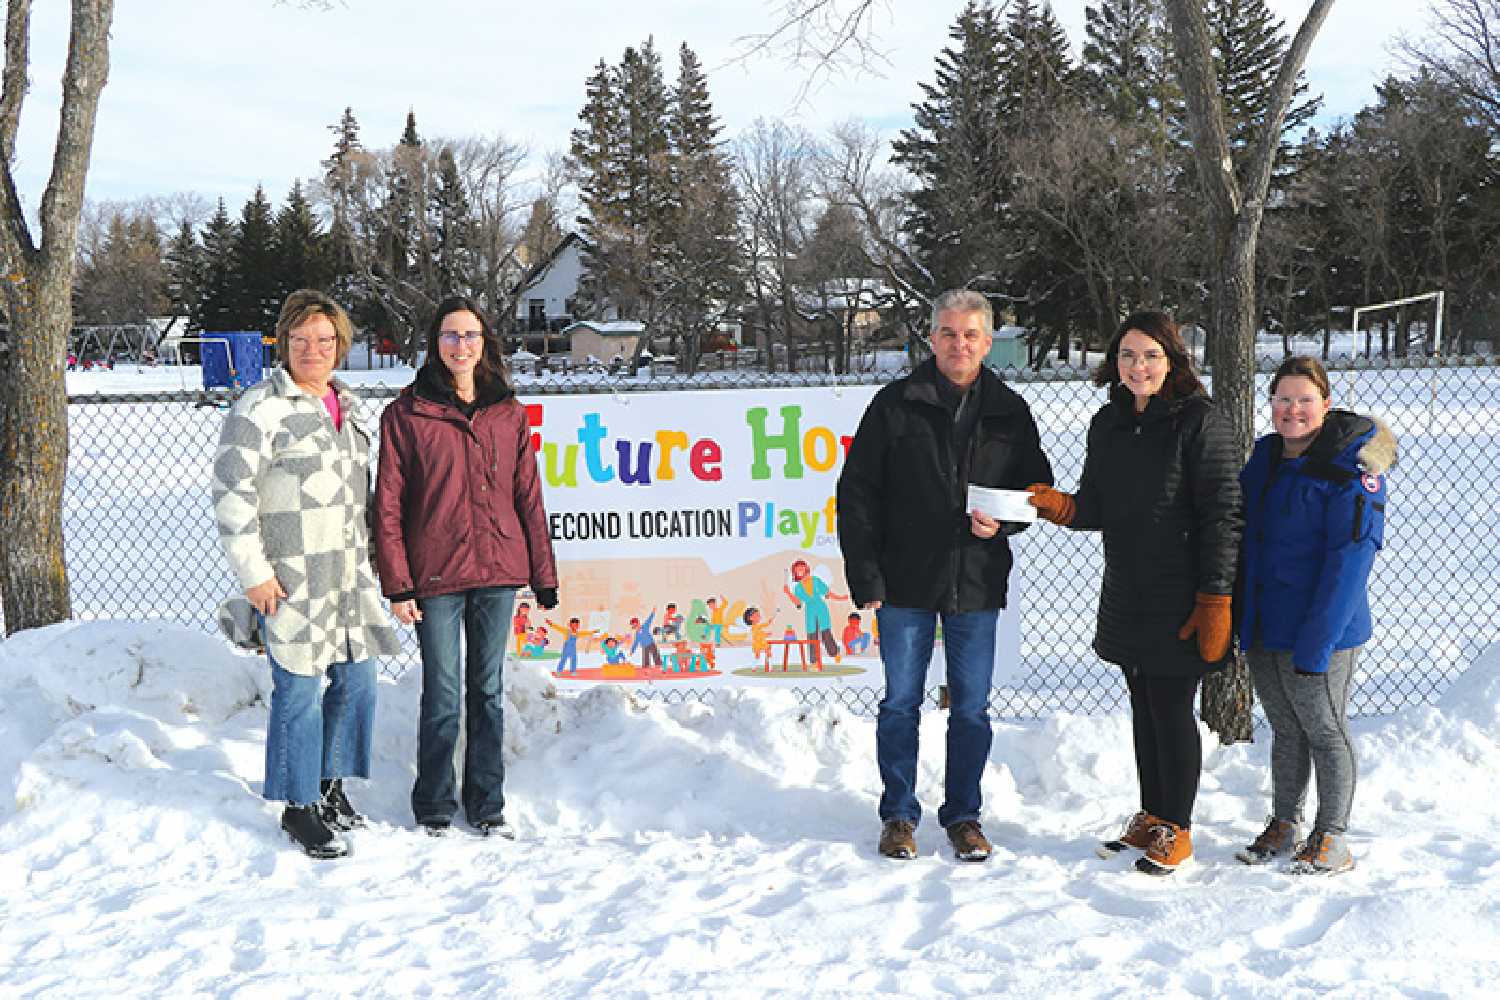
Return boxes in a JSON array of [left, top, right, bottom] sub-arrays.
[[965, 484, 1038, 523]]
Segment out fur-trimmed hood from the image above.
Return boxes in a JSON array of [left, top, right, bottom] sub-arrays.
[[1357, 416, 1398, 475], [1304, 409, 1398, 476]]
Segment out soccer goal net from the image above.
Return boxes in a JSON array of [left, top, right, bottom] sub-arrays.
[[1348, 291, 1445, 360]]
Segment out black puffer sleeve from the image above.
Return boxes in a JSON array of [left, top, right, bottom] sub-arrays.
[[1186, 402, 1244, 595]]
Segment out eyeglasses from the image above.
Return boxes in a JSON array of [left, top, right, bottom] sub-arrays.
[[288, 335, 338, 353], [1272, 395, 1322, 408], [439, 331, 484, 348], [1119, 349, 1167, 367]]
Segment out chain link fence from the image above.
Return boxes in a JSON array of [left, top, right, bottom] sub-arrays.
[[26, 354, 1500, 720]]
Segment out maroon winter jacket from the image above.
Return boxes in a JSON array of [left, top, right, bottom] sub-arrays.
[[374, 366, 558, 600]]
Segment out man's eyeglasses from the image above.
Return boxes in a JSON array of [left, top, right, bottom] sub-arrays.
[[439, 331, 484, 348]]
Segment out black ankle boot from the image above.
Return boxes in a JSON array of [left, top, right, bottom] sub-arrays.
[[319, 778, 366, 832], [281, 803, 349, 859]]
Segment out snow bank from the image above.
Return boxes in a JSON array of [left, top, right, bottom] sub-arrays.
[[3, 621, 1499, 998]]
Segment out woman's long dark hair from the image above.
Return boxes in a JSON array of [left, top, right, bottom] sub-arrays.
[[422, 296, 511, 394], [1091, 310, 1205, 400]]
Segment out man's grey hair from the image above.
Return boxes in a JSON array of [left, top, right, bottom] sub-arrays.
[[930, 290, 994, 335]]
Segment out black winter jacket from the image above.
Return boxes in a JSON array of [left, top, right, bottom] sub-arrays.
[[837, 360, 1054, 613], [1071, 388, 1243, 676]]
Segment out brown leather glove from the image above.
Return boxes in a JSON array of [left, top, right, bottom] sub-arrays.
[[1178, 592, 1233, 662], [1026, 483, 1076, 526]]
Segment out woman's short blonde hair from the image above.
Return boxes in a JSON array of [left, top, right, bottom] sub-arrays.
[[274, 289, 354, 367]]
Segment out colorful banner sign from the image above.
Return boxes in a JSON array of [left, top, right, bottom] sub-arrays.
[[517, 386, 1021, 687]]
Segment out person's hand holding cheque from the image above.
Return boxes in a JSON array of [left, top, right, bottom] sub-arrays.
[[1025, 482, 1076, 526], [967, 484, 1038, 538]]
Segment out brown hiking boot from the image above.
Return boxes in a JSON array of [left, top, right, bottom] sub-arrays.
[[878, 819, 917, 860], [945, 820, 992, 862], [1096, 810, 1159, 859], [1135, 820, 1192, 875], [1236, 816, 1302, 865]]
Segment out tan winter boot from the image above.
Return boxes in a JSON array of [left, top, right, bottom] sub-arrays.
[[1097, 810, 1160, 859], [1135, 820, 1192, 875]]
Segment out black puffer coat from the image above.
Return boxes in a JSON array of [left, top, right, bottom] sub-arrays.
[[837, 359, 1054, 613], [1071, 388, 1243, 676]]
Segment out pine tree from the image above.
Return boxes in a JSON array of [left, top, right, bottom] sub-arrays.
[[569, 40, 676, 324], [195, 200, 239, 335], [890, 1, 1012, 292], [1205, 0, 1320, 169], [273, 180, 330, 301], [570, 60, 625, 317], [233, 185, 280, 337], [661, 42, 742, 368], [616, 38, 674, 321], [997, 0, 1077, 133], [429, 144, 475, 294], [164, 217, 204, 324], [322, 106, 363, 284], [1082, 0, 1176, 125]]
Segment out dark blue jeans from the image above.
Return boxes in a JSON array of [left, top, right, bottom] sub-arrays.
[[261, 635, 376, 806], [875, 606, 997, 829], [412, 586, 516, 826]]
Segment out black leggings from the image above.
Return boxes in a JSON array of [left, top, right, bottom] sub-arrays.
[[1123, 672, 1202, 829]]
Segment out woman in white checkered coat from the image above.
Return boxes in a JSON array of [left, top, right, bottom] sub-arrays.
[[212, 290, 400, 859]]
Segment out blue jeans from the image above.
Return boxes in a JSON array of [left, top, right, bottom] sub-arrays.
[[875, 606, 997, 828], [262, 641, 377, 806], [412, 586, 515, 825]]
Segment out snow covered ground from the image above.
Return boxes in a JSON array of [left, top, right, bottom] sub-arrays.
[[3, 620, 1498, 998]]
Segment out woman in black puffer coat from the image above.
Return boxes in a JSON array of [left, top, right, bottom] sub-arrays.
[[1028, 311, 1243, 875]]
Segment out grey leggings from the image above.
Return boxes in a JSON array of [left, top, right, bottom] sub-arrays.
[[1246, 645, 1359, 834]]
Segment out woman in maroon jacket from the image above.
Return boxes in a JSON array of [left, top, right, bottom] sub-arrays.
[[374, 297, 559, 837]]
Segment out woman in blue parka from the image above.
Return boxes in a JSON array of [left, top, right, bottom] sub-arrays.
[[1235, 356, 1396, 875]]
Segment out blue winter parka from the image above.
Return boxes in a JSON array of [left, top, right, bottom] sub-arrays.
[[1235, 409, 1397, 673]]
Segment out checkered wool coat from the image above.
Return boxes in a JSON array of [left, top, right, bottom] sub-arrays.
[[212, 367, 400, 675]]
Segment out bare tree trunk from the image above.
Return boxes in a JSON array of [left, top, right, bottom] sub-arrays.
[[0, 0, 115, 635], [1164, 0, 1336, 743]]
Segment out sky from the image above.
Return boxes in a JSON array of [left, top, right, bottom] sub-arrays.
[[9, 1, 1419, 216]]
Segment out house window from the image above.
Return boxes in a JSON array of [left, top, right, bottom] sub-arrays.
[[528, 299, 546, 331]]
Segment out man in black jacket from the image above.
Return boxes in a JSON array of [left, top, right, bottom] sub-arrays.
[[837, 290, 1053, 862]]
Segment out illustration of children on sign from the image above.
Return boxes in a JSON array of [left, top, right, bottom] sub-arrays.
[[744, 606, 778, 663], [547, 617, 597, 675], [512, 601, 531, 656], [662, 603, 685, 642], [629, 610, 663, 670], [783, 558, 847, 664], [521, 626, 549, 659], [842, 611, 872, 656], [706, 595, 729, 646], [600, 636, 627, 665]]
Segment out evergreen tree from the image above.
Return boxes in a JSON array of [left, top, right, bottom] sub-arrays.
[[429, 145, 476, 295], [997, 0, 1077, 132], [1204, 0, 1320, 172], [569, 40, 676, 324], [570, 59, 625, 316], [1082, 0, 1176, 125], [616, 38, 674, 321], [890, 1, 1011, 292], [273, 180, 330, 300], [164, 217, 204, 323], [518, 197, 565, 273], [195, 200, 239, 335], [233, 185, 280, 337], [322, 106, 363, 285], [661, 42, 742, 367]]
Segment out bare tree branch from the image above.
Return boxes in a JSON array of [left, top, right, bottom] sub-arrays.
[[726, 0, 894, 106]]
